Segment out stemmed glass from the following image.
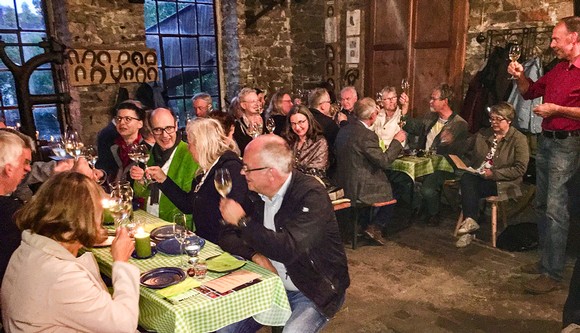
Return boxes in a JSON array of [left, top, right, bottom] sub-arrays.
[[64, 128, 84, 160], [109, 184, 132, 229], [129, 144, 153, 186], [508, 43, 521, 80], [214, 168, 232, 225], [173, 213, 189, 268], [401, 78, 410, 94], [49, 138, 67, 159], [248, 122, 262, 139], [83, 146, 98, 169], [266, 117, 276, 133]]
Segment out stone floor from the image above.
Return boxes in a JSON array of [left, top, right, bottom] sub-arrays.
[[321, 202, 574, 333]]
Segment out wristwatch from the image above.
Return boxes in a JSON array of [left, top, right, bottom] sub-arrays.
[[238, 215, 251, 228]]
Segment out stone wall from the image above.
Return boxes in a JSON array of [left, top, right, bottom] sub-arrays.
[[48, 0, 146, 144], [464, 0, 573, 87]]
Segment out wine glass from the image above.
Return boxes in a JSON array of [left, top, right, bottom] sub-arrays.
[[83, 146, 98, 169], [49, 138, 67, 159], [508, 44, 521, 80], [266, 117, 276, 133], [137, 144, 154, 186], [214, 168, 232, 198], [173, 213, 188, 268], [401, 78, 410, 94], [64, 128, 84, 160], [128, 144, 142, 164]]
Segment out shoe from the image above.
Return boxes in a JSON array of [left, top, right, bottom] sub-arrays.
[[364, 225, 386, 246], [457, 217, 480, 235], [455, 234, 474, 248], [523, 275, 562, 294], [520, 262, 542, 275], [426, 214, 440, 226]]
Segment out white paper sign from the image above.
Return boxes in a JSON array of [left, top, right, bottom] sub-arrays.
[[346, 36, 360, 64], [325, 17, 338, 43], [346, 9, 361, 36]]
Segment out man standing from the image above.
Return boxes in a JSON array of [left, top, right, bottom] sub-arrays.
[[192, 92, 213, 118], [130, 108, 199, 224], [403, 84, 469, 225], [334, 97, 406, 245], [508, 16, 580, 294], [339, 86, 358, 125], [219, 135, 350, 333], [233, 87, 265, 155], [0, 131, 32, 282]]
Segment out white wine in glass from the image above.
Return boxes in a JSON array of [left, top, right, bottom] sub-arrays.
[[508, 44, 521, 79], [214, 168, 232, 198], [401, 78, 410, 94]]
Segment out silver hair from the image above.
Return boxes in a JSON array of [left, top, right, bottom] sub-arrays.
[[191, 92, 213, 105], [0, 131, 26, 172], [354, 97, 377, 120]]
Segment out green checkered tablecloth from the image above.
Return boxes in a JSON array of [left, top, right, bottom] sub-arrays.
[[90, 210, 291, 333], [389, 154, 454, 181]]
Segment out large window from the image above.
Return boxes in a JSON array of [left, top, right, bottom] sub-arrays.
[[145, 0, 219, 126], [0, 0, 60, 140]]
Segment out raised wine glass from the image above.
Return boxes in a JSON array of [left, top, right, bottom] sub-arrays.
[[83, 146, 98, 169], [64, 128, 84, 160], [214, 168, 232, 198], [137, 144, 154, 186], [508, 44, 521, 80], [173, 213, 189, 268], [266, 117, 276, 133], [401, 78, 410, 94]]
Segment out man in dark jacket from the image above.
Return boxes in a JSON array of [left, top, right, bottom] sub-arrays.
[[219, 134, 350, 332], [334, 97, 406, 245]]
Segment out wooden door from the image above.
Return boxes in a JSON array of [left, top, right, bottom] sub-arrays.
[[365, 0, 468, 117]]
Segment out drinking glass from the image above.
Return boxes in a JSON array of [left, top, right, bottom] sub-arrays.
[[183, 236, 202, 265], [50, 139, 67, 158], [64, 128, 84, 160], [401, 78, 410, 94], [83, 146, 98, 168], [508, 44, 521, 80], [214, 168, 232, 198], [266, 117, 276, 133], [173, 213, 188, 268]]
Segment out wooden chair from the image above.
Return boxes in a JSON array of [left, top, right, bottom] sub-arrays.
[[453, 196, 508, 247], [351, 199, 397, 250]]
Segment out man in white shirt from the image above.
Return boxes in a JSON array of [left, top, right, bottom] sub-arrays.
[[373, 86, 409, 147], [219, 134, 350, 333]]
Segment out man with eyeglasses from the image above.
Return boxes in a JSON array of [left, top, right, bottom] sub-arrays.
[[402, 84, 468, 226], [129, 108, 199, 224], [97, 100, 149, 183], [191, 92, 213, 118], [233, 87, 266, 155], [373, 86, 409, 147], [308, 88, 340, 148], [508, 17, 580, 296], [219, 134, 349, 333]]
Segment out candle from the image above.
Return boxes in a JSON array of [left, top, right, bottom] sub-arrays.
[[134, 227, 152, 258], [101, 199, 114, 224]]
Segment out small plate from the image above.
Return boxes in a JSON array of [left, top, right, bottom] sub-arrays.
[[131, 247, 157, 259], [206, 253, 246, 273], [157, 237, 205, 256], [93, 236, 114, 248], [150, 225, 186, 243], [140, 267, 186, 289]]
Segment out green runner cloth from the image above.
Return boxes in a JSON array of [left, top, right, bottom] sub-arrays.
[[89, 210, 291, 333], [389, 154, 454, 181]]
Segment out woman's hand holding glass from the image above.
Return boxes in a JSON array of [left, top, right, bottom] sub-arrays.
[[144, 166, 168, 184], [111, 227, 134, 262]]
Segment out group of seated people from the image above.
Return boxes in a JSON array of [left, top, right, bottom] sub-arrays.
[[0, 81, 530, 332]]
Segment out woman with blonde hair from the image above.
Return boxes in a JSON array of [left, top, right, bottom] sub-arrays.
[[1, 172, 139, 332], [151, 118, 248, 244]]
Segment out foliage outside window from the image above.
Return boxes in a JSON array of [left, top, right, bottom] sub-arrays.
[[0, 0, 60, 140], [145, 0, 220, 127]]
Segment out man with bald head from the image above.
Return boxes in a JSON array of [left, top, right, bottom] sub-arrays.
[[219, 134, 349, 333], [130, 107, 199, 223]]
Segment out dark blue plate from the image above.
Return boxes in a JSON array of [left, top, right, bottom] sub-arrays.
[[150, 225, 186, 243], [156, 237, 205, 256], [140, 267, 186, 289], [131, 247, 157, 259]]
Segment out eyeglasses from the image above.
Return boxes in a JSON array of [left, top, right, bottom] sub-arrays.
[[152, 126, 176, 135], [319, 100, 331, 105], [115, 116, 140, 123], [242, 99, 259, 104], [242, 165, 269, 173], [489, 116, 506, 123], [290, 119, 308, 127], [382, 97, 397, 101]]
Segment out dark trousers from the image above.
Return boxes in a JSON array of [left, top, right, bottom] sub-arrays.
[[459, 173, 498, 220], [357, 205, 394, 230], [563, 258, 580, 328]]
